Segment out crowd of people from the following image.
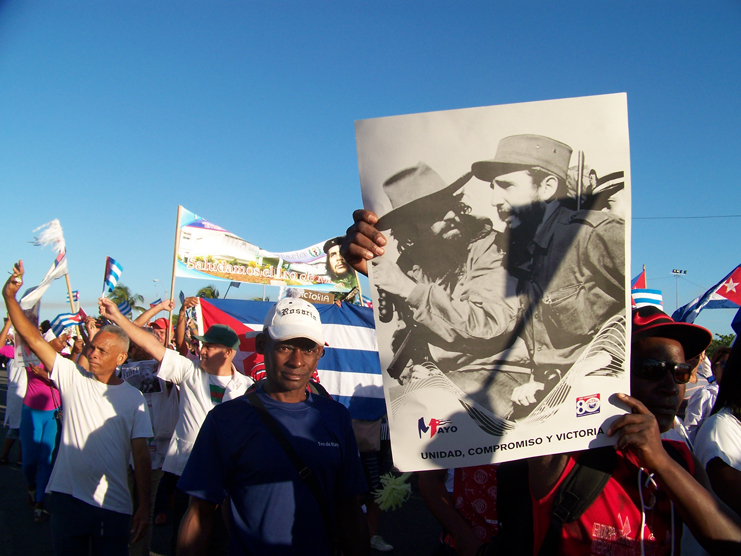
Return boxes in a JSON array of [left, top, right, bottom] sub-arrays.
[[0, 155, 739, 556]]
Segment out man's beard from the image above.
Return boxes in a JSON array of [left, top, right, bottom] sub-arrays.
[[398, 214, 491, 279]]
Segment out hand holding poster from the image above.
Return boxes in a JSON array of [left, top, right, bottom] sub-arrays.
[[174, 207, 359, 293], [355, 94, 631, 470]]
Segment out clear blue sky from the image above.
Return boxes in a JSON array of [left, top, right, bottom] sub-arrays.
[[1, 1, 739, 336]]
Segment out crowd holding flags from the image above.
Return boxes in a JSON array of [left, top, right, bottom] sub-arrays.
[[673, 264, 741, 323]]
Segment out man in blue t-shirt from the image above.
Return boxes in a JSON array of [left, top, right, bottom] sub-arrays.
[[177, 297, 370, 556]]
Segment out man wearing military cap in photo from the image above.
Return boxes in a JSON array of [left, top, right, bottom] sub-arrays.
[[471, 134, 625, 417], [98, 296, 253, 554]]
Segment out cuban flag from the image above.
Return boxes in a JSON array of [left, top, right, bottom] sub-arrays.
[[631, 289, 663, 310], [117, 300, 133, 317], [66, 290, 79, 303], [631, 268, 647, 290], [673, 265, 741, 323], [197, 298, 386, 420], [150, 298, 162, 308], [50, 310, 84, 337], [103, 257, 123, 294]]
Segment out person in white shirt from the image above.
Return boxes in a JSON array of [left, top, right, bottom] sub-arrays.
[[99, 295, 252, 553], [3, 261, 152, 556]]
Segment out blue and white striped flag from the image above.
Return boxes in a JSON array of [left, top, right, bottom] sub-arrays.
[[150, 298, 162, 308], [199, 299, 385, 421], [179, 291, 186, 305], [103, 257, 123, 294], [66, 290, 79, 303], [117, 300, 133, 317], [631, 289, 663, 310], [50, 311, 83, 337]]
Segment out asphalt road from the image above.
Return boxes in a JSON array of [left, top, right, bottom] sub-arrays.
[[0, 364, 441, 556]]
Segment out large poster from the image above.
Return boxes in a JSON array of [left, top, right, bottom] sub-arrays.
[[175, 207, 359, 293], [355, 94, 631, 470]]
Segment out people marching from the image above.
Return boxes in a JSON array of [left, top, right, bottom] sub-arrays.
[[1, 206, 740, 556]]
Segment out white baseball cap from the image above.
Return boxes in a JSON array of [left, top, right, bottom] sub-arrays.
[[263, 298, 325, 346]]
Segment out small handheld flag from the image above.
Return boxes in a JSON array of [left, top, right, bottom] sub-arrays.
[[117, 300, 133, 317], [103, 257, 123, 294], [66, 290, 79, 303], [50, 311, 84, 337], [150, 298, 163, 308]]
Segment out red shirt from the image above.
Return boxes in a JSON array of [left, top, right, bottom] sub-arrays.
[[532, 441, 693, 556], [446, 464, 499, 547]]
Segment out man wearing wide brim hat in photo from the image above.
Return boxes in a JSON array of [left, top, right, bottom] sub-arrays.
[[98, 297, 253, 555], [470, 134, 625, 418], [362, 161, 526, 417]]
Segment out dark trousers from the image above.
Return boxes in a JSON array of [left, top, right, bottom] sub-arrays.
[[49, 492, 130, 556]]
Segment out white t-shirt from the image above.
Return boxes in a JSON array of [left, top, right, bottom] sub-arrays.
[[694, 407, 741, 472], [47, 355, 153, 515], [684, 382, 719, 443], [4, 358, 27, 429], [157, 349, 252, 476]]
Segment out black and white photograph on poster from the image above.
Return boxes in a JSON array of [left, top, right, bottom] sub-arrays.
[[355, 94, 631, 471], [120, 360, 161, 394]]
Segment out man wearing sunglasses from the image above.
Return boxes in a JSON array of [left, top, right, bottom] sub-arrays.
[[491, 306, 741, 556]]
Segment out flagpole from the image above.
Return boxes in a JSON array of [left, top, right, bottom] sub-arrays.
[[355, 270, 363, 306], [167, 205, 184, 346], [643, 264, 646, 287], [63, 273, 82, 337]]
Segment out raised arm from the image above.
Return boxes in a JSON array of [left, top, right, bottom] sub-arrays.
[[608, 393, 741, 551], [340, 210, 387, 277], [99, 297, 166, 362], [0, 316, 11, 346], [176, 297, 199, 356], [133, 299, 175, 327], [2, 261, 58, 370]]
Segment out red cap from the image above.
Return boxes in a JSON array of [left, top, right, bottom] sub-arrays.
[[632, 306, 712, 361]]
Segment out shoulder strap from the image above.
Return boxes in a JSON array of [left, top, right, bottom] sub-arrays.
[[245, 391, 336, 552], [537, 447, 617, 556]]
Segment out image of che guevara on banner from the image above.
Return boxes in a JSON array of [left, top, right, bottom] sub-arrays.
[[174, 207, 359, 293], [355, 94, 631, 471]]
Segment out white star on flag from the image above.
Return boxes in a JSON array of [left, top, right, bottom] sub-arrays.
[[725, 278, 738, 293]]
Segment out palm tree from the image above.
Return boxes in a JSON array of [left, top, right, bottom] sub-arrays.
[[197, 285, 220, 299], [108, 284, 146, 313]]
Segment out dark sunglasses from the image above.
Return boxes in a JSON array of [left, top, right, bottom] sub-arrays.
[[632, 358, 694, 384]]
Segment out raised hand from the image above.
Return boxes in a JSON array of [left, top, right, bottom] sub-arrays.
[[607, 393, 671, 472], [340, 210, 387, 276], [2, 260, 24, 300]]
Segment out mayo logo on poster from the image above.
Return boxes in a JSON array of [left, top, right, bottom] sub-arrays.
[[418, 417, 456, 438], [576, 394, 601, 417]]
